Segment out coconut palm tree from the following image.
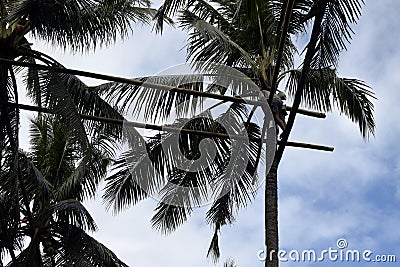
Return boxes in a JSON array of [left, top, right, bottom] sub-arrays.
[[100, 0, 375, 266], [0, 0, 155, 265], [1, 115, 127, 266], [0, 0, 155, 152]]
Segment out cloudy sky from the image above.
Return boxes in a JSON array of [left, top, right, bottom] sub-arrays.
[[17, 1, 400, 266]]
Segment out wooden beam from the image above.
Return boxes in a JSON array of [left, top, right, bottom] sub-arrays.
[[286, 106, 326, 118], [5, 102, 333, 152], [282, 141, 334, 152], [0, 58, 326, 119]]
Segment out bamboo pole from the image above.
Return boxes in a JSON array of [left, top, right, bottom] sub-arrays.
[[5, 102, 333, 152], [0, 58, 326, 119]]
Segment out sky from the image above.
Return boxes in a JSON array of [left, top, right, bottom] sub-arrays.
[[15, 0, 400, 266]]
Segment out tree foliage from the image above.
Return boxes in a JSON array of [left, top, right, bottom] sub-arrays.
[[100, 0, 375, 263]]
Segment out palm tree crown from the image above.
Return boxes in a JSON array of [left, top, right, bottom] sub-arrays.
[[100, 0, 375, 264]]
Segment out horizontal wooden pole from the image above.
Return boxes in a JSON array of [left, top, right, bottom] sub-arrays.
[[5, 102, 333, 152], [284, 141, 334, 151], [0, 58, 325, 119], [286, 106, 325, 118]]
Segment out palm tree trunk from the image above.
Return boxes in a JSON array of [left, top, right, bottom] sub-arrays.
[[264, 3, 330, 266], [265, 159, 279, 267]]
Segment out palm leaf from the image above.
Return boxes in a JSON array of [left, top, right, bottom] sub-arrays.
[[151, 103, 261, 236], [18, 151, 54, 206], [58, 226, 128, 267], [207, 226, 221, 263], [41, 200, 97, 233], [180, 9, 256, 70], [6, 0, 155, 51], [103, 158, 149, 213], [154, 0, 191, 32], [150, 167, 211, 234], [55, 73, 124, 139], [285, 68, 375, 138], [94, 67, 261, 126], [307, 0, 364, 68], [0, 193, 23, 263], [28, 115, 113, 201], [268, 0, 313, 34]]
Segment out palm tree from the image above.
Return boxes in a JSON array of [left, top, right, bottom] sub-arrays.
[[1, 115, 127, 266], [0, 0, 155, 264], [100, 0, 375, 266], [0, 0, 155, 150]]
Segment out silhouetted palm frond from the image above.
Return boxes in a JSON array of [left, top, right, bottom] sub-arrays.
[[285, 68, 375, 138]]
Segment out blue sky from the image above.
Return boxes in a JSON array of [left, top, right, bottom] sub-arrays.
[[16, 1, 400, 266]]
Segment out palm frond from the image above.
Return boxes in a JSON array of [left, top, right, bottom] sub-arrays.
[[210, 111, 261, 208], [207, 226, 221, 263], [151, 103, 261, 238], [191, 0, 234, 28], [150, 168, 210, 234], [94, 74, 205, 123], [24, 66, 124, 142], [309, 0, 364, 68], [206, 192, 235, 232], [0, 193, 23, 262], [177, 0, 300, 75], [28, 115, 113, 202], [28, 116, 76, 185], [103, 158, 149, 213], [154, 0, 191, 32], [151, 201, 193, 235], [43, 200, 97, 232], [103, 116, 208, 214], [104, 97, 262, 241], [27, 69, 122, 177], [285, 68, 375, 138], [56, 146, 111, 201], [6, 0, 155, 51], [55, 225, 128, 267], [2, 112, 123, 265], [23, 57, 42, 107], [56, 73, 124, 140], [9, 242, 42, 267], [180, 9, 256, 70], [333, 78, 375, 139], [0, 66, 19, 155], [94, 66, 261, 125], [33, 70, 90, 153], [202, 106, 261, 263], [268, 0, 313, 35], [18, 151, 53, 205]]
